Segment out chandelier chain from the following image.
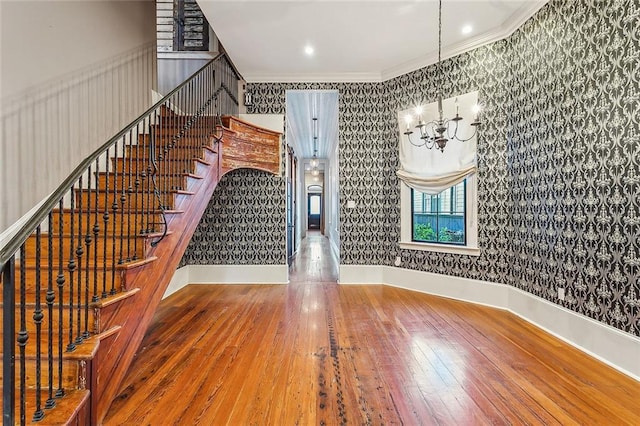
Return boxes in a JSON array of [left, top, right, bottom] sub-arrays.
[[438, 0, 443, 96], [401, 0, 481, 152], [438, 0, 442, 65]]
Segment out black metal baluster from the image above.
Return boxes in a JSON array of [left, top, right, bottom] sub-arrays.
[[127, 128, 135, 260], [56, 201, 66, 397], [46, 212, 56, 409], [171, 95, 178, 201], [67, 185, 77, 352], [119, 134, 127, 265], [83, 167, 92, 339], [102, 148, 110, 299], [186, 81, 193, 179], [2, 257, 16, 424], [33, 226, 45, 421], [111, 139, 120, 294], [92, 158, 100, 303], [165, 100, 172, 205], [144, 116, 153, 234], [150, 108, 157, 218], [18, 244, 28, 425], [75, 177, 84, 345], [139, 119, 148, 235], [199, 72, 205, 155]]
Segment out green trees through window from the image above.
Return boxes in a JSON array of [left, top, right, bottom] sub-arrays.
[[411, 181, 466, 245]]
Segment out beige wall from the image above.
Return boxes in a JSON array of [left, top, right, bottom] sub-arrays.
[[0, 1, 156, 234], [1, 0, 155, 98]]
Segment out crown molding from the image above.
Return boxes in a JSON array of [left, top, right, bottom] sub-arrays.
[[381, 0, 549, 81], [243, 72, 383, 84]]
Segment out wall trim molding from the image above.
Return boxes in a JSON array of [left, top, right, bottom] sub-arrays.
[[339, 265, 640, 381], [163, 264, 289, 299]]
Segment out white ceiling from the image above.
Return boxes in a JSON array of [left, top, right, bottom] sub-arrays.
[[285, 90, 339, 161], [200, 0, 548, 83], [198, 0, 548, 159]]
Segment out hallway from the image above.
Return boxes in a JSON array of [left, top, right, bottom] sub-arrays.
[[289, 230, 338, 284], [103, 235, 640, 425]]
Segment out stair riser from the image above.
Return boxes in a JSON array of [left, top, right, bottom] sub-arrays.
[[97, 174, 192, 193], [0, 359, 82, 390], [7, 306, 96, 336], [75, 193, 174, 212], [149, 126, 220, 140], [23, 237, 146, 263], [51, 211, 164, 236], [111, 158, 199, 176], [126, 139, 206, 159], [0, 269, 123, 303], [136, 132, 216, 151]]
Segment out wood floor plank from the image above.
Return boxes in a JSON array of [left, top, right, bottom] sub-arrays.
[[104, 231, 640, 425]]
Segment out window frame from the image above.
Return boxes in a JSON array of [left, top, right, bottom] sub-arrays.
[[410, 181, 467, 246], [400, 174, 480, 256]]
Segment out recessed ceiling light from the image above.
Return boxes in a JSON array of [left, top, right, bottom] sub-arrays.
[[304, 45, 314, 56], [461, 25, 473, 35]]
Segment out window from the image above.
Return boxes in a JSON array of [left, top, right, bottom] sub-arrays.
[[400, 175, 479, 256], [412, 181, 466, 245], [174, 0, 210, 51]]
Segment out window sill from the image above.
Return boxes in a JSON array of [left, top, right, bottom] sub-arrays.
[[399, 241, 480, 256]]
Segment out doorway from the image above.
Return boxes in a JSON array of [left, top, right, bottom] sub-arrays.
[[284, 89, 340, 282], [308, 193, 322, 230]]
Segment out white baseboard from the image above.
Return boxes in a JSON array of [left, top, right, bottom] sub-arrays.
[[163, 266, 190, 299], [338, 265, 384, 284], [329, 236, 340, 263], [339, 264, 640, 381], [163, 264, 288, 299]]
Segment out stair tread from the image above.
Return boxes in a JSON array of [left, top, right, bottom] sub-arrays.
[[75, 188, 193, 195], [15, 256, 150, 267], [0, 326, 121, 360], [52, 207, 181, 213], [0, 388, 90, 426], [95, 171, 204, 179]]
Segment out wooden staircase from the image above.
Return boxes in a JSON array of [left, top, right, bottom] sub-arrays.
[[1, 108, 281, 424]]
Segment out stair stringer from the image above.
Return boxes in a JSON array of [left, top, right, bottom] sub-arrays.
[[92, 139, 223, 425]]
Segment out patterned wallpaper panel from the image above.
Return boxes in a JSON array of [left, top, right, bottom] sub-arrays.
[[181, 0, 639, 336], [181, 169, 286, 265]]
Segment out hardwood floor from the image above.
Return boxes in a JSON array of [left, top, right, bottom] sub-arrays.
[[104, 232, 640, 425]]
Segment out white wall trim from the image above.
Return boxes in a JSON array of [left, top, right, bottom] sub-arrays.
[[163, 264, 289, 299], [189, 265, 288, 284], [339, 264, 640, 381], [245, 71, 382, 84], [163, 265, 190, 299], [339, 265, 384, 285]]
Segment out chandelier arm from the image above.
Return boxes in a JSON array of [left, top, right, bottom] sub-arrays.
[[452, 126, 479, 143], [399, 0, 481, 153], [446, 118, 458, 140], [405, 132, 427, 147]]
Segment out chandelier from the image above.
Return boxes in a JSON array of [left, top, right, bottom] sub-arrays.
[[310, 117, 319, 175], [403, 0, 481, 152]]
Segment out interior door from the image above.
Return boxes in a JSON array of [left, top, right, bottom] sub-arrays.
[[308, 193, 321, 229], [286, 148, 296, 264]]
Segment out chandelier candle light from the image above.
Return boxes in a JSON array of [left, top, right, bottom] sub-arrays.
[[403, 0, 481, 152]]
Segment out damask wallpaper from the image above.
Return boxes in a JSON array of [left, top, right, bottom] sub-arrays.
[[181, 0, 639, 336], [181, 169, 286, 265]]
